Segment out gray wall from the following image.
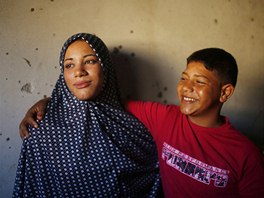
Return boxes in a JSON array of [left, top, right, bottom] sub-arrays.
[[1, 0, 263, 196]]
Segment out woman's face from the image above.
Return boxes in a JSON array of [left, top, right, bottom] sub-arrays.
[[63, 40, 104, 101]]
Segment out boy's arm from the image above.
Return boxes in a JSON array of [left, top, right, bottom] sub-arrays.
[[19, 97, 50, 139], [126, 100, 161, 139]]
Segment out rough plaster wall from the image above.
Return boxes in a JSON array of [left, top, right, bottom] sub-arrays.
[[0, 0, 263, 196]]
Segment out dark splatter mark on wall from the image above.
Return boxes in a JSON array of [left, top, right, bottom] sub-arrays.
[[157, 92, 163, 98], [130, 30, 134, 34], [18, 80, 21, 83], [251, 35, 254, 39], [21, 83, 33, 94], [30, 8, 34, 12], [131, 53, 135, 57], [43, 95, 47, 98], [214, 19, 218, 24], [0, 132, 2, 136], [35, 48, 38, 51], [250, 18, 254, 22], [6, 78, 8, 80], [112, 45, 123, 54], [6, 52, 9, 55], [164, 87, 168, 91], [23, 58, 31, 67], [6, 137, 10, 141], [163, 100, 167, 104]]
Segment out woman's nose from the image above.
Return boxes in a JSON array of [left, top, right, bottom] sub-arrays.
[[74, 64, 88, 77]]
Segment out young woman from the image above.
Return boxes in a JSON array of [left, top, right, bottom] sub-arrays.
[[13, 33, 162, 198]]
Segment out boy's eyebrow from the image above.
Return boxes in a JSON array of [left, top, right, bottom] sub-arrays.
[[194, 74, 210, 80], [64, 54, 97, 62], [182, 71, 210, 80]]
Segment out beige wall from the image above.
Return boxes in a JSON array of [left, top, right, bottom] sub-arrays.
[[1, 0, 263, 196]]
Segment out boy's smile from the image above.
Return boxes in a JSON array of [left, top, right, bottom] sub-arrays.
[[177, 61, 223, 127]]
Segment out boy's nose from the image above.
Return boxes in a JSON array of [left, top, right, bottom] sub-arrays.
[[182, 81, 194, 92]]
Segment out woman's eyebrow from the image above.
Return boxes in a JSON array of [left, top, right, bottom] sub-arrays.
[[64, 54, 97, 62], [64, 57, 73, 62], [83, 54, 97, 58]]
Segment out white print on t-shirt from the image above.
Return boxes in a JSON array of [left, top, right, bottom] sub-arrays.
[[162, 142, 229, 187]]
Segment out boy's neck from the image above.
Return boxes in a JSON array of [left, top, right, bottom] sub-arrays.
[[187, 115, 225, 128]]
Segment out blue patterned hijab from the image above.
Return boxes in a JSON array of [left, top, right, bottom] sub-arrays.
[[13, 33, 162, 197]]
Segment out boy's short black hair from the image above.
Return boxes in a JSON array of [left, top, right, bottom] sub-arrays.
[[187, 48, 238, 87]]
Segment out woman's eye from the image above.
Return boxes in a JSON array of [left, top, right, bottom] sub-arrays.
[[64, 64, 73, 69], [85, 60, 98, 65]]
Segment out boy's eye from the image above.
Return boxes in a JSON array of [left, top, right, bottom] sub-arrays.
[[180, 76, 187, 81], [196, 80, 206, 85]]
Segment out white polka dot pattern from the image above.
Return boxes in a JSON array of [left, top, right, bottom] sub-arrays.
[[13, 33, 162, 198]]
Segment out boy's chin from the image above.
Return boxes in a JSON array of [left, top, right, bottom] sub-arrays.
[[180, 106, 194, 116]]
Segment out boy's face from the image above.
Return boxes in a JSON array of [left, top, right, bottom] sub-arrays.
[[177, 61, 222, 120], [63, 40, 104, 101]]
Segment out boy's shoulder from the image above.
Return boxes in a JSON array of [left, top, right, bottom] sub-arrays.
[[128, 100, 180, 114]]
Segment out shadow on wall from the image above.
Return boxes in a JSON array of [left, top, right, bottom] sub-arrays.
[[231, 94, 263, 148], [111, 51, 166, 102], [222, 77, 264, 148]]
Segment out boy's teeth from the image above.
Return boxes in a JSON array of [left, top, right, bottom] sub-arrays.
[[184, 97, 195, 101]]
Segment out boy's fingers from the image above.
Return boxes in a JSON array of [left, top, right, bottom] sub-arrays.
[[19, 118, 38, 139], [19, 121, 29, 139], [36, 112, 45, 120], [18, 97, 50, 139], [19, 125, 29, 139]]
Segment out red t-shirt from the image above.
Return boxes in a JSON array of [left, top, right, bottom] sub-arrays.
[[127, 101, 264, 198]]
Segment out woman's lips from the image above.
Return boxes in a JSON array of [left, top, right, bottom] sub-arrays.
[[74, 81, 91, 89]]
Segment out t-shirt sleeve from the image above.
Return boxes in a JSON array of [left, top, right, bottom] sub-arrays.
[[126, 100, 164, 139], [238, 148, 264, 197]]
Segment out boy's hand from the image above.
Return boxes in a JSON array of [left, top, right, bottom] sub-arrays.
[[19, 97, 50, 139]]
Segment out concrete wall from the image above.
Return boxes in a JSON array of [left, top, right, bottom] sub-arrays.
[[1, 0, 263, 196]]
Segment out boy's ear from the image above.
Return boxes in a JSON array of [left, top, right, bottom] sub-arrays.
[[220, 84, 235, 103]]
